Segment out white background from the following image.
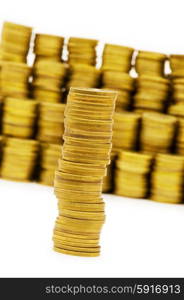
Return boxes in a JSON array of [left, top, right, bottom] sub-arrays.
[[0, 0, 184, 277]]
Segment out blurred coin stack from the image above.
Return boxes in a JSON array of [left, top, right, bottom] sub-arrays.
[[140, 112, 177, 154], [171, 77, 184, 104], [1, 21, 32, 63], [135, 51, 167, 77], [1, 137, 38, 181], [170, 55, 184, 78], [102, 44, 134, 73], [1, 62, 32, 98], [53, 87, 117, 257], [37, 102, 65, 144], [102, 71, 134, 111], [168, 104, 184, 154], [66, 64, 101, 91], [32, 60, 66, 103], [33, 33, 64, 64], [2, 97, 37, 138], [102, 153, 116, 193], [112, 112, 140, 153], [67, 37, 98, 66], [39, 143, 61, 186], [151, 154, 184, 204], [133, 75, 170, 112], [115, 151, 153, 198]]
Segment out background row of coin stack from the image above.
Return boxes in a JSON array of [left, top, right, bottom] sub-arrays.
[[1, 22, 184, 204]]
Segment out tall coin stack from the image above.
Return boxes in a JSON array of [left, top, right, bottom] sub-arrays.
[[102, 44, 134, 73], [135, 51, 167, 77], [67, 37, 98, 66], [1, 62, 32, 98], [39, 143, 61, 186], [33, 33, 64, 64], [140, 112, 177, 154], [112, 112, 140, 153], [102, 71, 134, 111], [2, 97, 37, 138], [133, 75, 170, 112], [66, 64, 101, 91], [168, 104, 184, 154], [114, 151, 153, 198], [151, 154, 184, 204], [1, 21, 32, 63], [1, 137, 39, 181], [32, 60, 66, 103], [37, 102, 65, 144], [53, 87, 117, 257]]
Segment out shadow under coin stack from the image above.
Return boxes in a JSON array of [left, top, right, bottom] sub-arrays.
[[37, 102, 65, 144], [133, 75, 170, 113], [135, 51, 167, 77], [168, 104, 184, 155], [1, 62, 31, 98], [115, 151, 153, 198], [66, 64, 101, 91], [1, 137, 38, 181], [1, 21, 32, 63], [53, 87, 117, 257], [102, 44, 134, 73], [32, 60, 66, 103], [112, 112, 140, 153], [101, 71, 134, 111], [39, 143, 61, 186], [151, 154, 184, 204], [140, 112, 177, 154], [67, 37, 98, 66], [2, 97, 37, 138], [33, 33, 64, 64]]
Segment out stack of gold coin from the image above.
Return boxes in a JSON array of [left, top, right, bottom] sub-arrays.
[[151, 154, 184, 204], [37, 102, 65, 144], [133, 75, 170, 112], [1, 21, 32, 63], [1, 62, 31, 98], [140, 112, 177, 154], [33, 33, 64, 63], [168, 103, 184, 154], [67, 37, 98, 66], [102, 71, 134, 111], [39, 143, 61, 186], [102, 153, 116, 193], [112, 112, 141, 153], [32, 60, 67, 103], [102, 44, 134, 73], [114, 151, 153, 198], [53, 87, 117, 257], [66, 64, 101, 91], [135, 51, 167, 76], [2, 97, 37, 138], [1, 137, 38, 181], [171, 77, 184, 104], [169, 55, 184, 78]]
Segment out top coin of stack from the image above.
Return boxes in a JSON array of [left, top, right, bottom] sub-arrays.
[[53, 87, 117, 257], [66, 64, 101, 91], [1, 62, 32, 98], [1, 21, 32, 63], [114, 150, 153, 198], [169, 55, 184, 78], [67, 37, 98, 66], [133, 75, 170, 112], [2, 97, 37, 138], [102, 44, 134, 73], [151, 154, 184, 204], [32, 60, 67, 102], [102, 71, 134, 111], [135, 50, 167, 77], [140, 112, 177, 154], [33, 33, 64, 64]]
